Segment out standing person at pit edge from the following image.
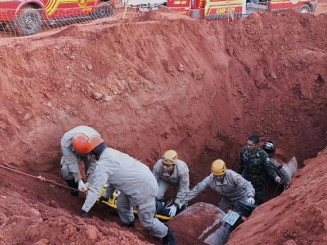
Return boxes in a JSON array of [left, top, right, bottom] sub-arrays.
[[176, 159, 255, 213], [237, 134, 282, 204], [262, 140, 294, 191], [75, 134, 177, 245], [152, 150, 190, 217], [60, 125, 101, 196]]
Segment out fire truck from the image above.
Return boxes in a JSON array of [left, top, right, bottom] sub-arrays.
[[0, 0, 114, 35], [166, 0, 317, 20]]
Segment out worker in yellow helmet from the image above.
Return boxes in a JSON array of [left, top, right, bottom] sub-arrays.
[[152, 150, 190, 217], [177, 159, 255, 213]]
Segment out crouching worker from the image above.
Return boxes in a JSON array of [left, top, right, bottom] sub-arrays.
[[177, 159, 255, 213], [60, 125, 101, 196], [75, 134, 177, 245], [153, 150, 190, 217]]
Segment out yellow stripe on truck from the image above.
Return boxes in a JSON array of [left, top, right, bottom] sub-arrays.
[[46, 0, 79, 16]]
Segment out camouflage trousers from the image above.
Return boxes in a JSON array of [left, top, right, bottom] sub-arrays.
[[245, 176, 265, 205]]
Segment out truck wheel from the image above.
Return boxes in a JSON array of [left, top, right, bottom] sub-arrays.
[[300, 4, 311, 13], [16, 7, 42, 36], [93, 3, 114, 19]]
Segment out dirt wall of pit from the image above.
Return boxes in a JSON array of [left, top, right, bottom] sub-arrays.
[[0, 11, 326, 192]]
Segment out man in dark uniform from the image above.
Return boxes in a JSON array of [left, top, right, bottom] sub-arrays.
[[237, 134, 281, 204]]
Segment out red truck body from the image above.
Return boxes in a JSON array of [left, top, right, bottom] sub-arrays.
[[0, 0, 114, 35], [167, 0, 317, 20]]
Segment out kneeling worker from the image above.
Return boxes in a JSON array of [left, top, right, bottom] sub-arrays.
[[153, 150, 190, 216], [75, 134, 177, 245], [177, 159, 255, 213], [60, 125, 100, 196]]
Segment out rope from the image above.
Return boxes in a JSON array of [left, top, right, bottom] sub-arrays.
[[0, 164, 80, 192]]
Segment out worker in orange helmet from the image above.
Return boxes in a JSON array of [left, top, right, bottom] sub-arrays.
[[60, 125, 102, 196], [75, 135, 177, 245], [177, 159, 255, 213]]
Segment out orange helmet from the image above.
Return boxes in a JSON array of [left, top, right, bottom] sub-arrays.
[[72, 134, 104, 154]]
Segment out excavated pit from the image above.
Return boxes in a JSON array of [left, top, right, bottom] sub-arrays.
[[0, 6, 326, 245]]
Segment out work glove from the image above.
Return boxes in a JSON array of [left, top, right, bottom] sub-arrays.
[[275, 176, 282, 184], [167, 203, 178, 217], [78, 180, 87, 191], [77, 209, 88, 218], [246, 197, 255, 205]]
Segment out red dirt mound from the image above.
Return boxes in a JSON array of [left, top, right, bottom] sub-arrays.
[[227, 147, 327, 245]]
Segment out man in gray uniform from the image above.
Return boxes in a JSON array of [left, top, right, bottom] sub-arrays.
[[178, 159, 255, 213], [76, 134, 177, 245], [60, 125, 100, 196], [153, 150, 190, 215]]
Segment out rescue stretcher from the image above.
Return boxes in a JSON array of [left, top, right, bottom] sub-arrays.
[[98, 188, 172, 221]]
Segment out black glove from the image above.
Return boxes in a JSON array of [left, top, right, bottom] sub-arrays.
[[77, 209, 88, 217]]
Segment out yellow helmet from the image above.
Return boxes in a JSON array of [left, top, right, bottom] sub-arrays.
[[211, 159, 227, 176], [162, 150, 178, 165]]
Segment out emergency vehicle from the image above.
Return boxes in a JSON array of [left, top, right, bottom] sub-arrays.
[[124, 0, 316, 19], [0, 0, 114, 35], [166, 0, 317, 20]]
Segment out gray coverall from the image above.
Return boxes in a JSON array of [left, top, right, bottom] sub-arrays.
[[181, 169, 255, 212], [81, 147, 168, 238], [60, 125, 100, 183], [153, 159, 190, 207]]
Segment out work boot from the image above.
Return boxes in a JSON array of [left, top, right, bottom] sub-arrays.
[[65, 179, 79, 197], [162, 226, 177, 245], [121, 219, 135, 228]]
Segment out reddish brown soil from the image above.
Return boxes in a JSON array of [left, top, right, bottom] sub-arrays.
[[0, 6, 326, 245], [227, 147, 327, 245], [316, 0, 327, 14]]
